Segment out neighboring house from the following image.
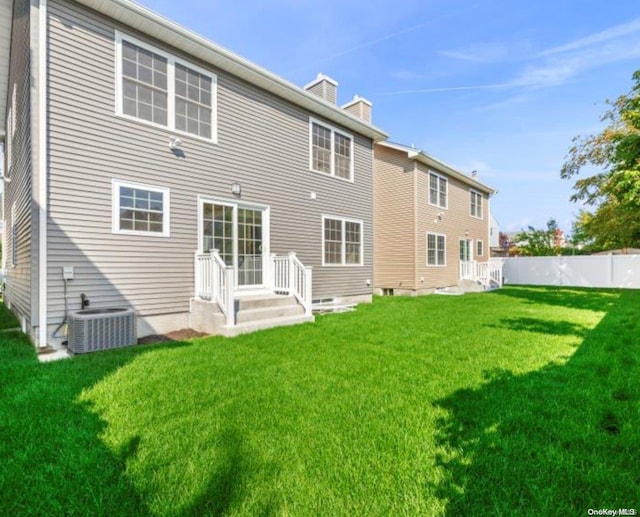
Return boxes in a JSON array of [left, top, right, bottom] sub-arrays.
[[373, 142, 498, 295], [0, 0, 388, 348]]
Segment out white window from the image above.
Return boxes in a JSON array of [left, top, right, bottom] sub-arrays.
[[322, 216, 363, 266], [470, 190, 483, 218], [427, 232, 446, 266], [112, 180, 170, 237], [429, 172, 448, 209], [477, 240, 484, 257], [310, 119, 354, 181], [116, 33, 216, 141]]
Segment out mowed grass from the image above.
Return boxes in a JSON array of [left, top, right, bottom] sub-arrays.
[[1, 286, 639, 516]]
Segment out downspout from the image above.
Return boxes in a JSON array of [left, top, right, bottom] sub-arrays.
[[37, 0, 48, 348]]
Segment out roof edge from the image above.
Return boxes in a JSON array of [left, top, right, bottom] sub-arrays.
[[377, 141, 496, 195], [74, 0, 388, 141]]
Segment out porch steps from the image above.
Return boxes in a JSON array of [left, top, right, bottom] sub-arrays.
[[190, 293, 314, 337]]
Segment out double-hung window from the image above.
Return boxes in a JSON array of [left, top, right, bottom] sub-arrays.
[[470, 190, 483, 218], [323, 216, 363, 265], [112, 180, 170, 237], [427, 232, 446, 266], [429, 172, 447, 208], [476, 240, 484, 257], [310, 119, 354, 181], [116, 33, 216, 141]]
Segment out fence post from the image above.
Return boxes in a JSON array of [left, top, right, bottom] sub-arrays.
[[608, 253, 614, 287]]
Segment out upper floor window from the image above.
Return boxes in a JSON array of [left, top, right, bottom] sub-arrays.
[[470, 190, 483, 218], [429, 172, 447, 209], [310, 119, 353, 181], [322, 216, 363, 265], [116, 33, 216, 142], [112, 180, 170, 237]]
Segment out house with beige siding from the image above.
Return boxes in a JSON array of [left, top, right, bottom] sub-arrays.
[[0, 0, 387, 350], [373, 142, 499, 295]]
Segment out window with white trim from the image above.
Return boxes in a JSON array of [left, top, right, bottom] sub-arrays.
[[427, 232, 446, 266], [323, 216, 362, 265], [113, 180, 170, 236], [310, 119, 353, 181], [470, 190, 483, 218], [116, 33, 216, 141], [477, 239, 484, 257], [429, 172, 447, 208]]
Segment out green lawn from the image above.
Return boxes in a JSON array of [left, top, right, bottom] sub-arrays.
[[1, 286, 638, 516]]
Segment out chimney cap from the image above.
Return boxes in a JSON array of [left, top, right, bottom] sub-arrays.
[[303, 73, 338, 90], [341, 94, 372, 109]]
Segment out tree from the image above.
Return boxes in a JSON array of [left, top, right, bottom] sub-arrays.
[[561, 70, 640, 249], [513, 218, 561, 256]]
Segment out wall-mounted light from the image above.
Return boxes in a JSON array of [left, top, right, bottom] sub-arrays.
[[169, 136, 183, 150], [465, 229, 470, 236], [231, 182, 242, 196]]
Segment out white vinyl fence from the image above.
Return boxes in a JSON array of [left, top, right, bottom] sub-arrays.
[[498, 255, 640, 289]]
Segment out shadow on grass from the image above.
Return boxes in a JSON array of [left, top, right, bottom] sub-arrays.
[[493, 285, 621, 312], [0, 331, 194, 515], [432, 290, 640, 514], [488, 317, 591, 339]]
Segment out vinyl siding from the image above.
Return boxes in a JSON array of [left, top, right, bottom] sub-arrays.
[[373, 145, 491, 292], [46, 0, 373, 325], [373, 145, 416, 290], [3, 0, 33, 327], [415, 162, 489, 288]]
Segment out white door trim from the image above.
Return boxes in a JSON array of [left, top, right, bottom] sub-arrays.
[[197, 195, 271, 292]]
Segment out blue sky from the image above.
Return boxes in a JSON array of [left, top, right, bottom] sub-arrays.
[[137, 0, 640, 235]]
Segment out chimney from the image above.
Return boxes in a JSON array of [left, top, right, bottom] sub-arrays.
[[342, 95, 372, 124], [304, 73, 338, 104]]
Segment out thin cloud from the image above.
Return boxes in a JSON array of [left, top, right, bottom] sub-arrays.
[[539, 17, 640, 57], [287, 8, 476, 74], [438, 42, 512, 63], [378, 83, 511, 95]]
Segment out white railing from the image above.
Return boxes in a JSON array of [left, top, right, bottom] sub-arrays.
[[195, 250, 313, 325], [271, 252, 312, 315], [194, 250, 234, 326], [460, 260, 503, 288]]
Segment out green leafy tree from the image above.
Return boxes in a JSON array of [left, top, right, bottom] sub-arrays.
[[514, 218, 560, 256], [561, 70, 640, 249]]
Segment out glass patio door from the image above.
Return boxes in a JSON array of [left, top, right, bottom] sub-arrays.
[[459, 239, 473, 262], [237, 207, 263, 287], [201, 201, 266, 289]]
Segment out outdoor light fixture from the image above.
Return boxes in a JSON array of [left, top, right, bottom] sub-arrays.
[[231, 182, 242, 196], [169, 136, 182, 150]]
